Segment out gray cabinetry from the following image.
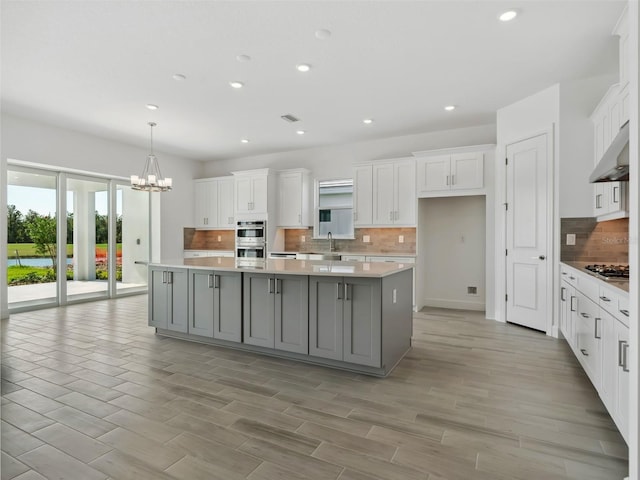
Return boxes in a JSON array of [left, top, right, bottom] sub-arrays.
[[243, 273, 275, 348], [243, 272, 308, 353], [309, 276, 381, 367], [149, 266, 188, 333], [189, 269, 242, 341]]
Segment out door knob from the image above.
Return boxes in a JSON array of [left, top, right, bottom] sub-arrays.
[[539, 255, 546, 260]]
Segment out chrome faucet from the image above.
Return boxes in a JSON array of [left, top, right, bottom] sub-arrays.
[[327, 231, 334, 252]]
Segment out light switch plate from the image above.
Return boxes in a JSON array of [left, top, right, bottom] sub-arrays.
[[301, 235, 306, 242], [566, 234, 576, 246], [398, 235, 404, 243], [363, 235, 370, 243], [217, 235, 222, 242]]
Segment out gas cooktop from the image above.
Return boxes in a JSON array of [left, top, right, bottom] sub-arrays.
[[584, 264, 629, 281]]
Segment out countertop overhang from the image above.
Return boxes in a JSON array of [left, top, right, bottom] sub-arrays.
[[151, 257, 414, 278]]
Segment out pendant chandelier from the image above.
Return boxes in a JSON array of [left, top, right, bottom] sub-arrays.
[[130, 122, 172, 192]]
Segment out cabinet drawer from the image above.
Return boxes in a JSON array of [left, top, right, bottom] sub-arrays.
[[560, 266, 579, 288], [618, 294, 630, 327], [575, 273, 599, 300]]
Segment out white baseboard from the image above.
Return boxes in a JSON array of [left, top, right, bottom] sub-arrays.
[[422, 298, 485, 311]]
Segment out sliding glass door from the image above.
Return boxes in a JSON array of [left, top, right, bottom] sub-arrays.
[[6, 164, 150, 311]]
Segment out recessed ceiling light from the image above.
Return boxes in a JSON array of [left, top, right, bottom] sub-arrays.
[[444, 105, 456, 111], [363, 118, 374, 124], [241, 138, 250, 144], [499, 10, 518, 22], [296, 64, 311, 72], [229, 81, 244, 89], [296, 130, 306, 135], [146, 104, 159, 110], [172, 73, 186, 81], [236, 54, 251, 62], [315, 29, 332, 40]]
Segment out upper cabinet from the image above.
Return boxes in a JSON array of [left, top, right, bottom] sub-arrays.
[[232, 169, 273, 217], [354, 158, 416, 227], [413, 145, 492, 198], [194, 176, 235, 229], [277, 169, 312, 227]]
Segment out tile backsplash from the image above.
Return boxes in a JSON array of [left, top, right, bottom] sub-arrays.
[[561, 217, 628, 263], [284, 227, 416, 254], [184, 228, 235, 250]]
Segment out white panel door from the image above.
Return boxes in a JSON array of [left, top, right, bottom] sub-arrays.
[[218, 177, 235, 228], [394, 160, 416, 225], [235, 176, 253, 214], [194, 181, 210, 228], [372, 163, 395, 225], [353, 165, 373, 225], [505, 134, 548, 332], [278, 172, 302, 226], [251, 175, 269, 213]]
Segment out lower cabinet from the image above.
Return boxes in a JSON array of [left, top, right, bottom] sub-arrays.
[[614, 319, 630, 441], [559, 280, 577, 347], [576, 291, 602, 389], [243, 273, 309, 354], [149, 266, 188, 332], [309, 276, 381, 367], [189, 269, 242, 341]]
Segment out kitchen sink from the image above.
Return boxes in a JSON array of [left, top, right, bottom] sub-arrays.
[[295, 252, 342, 261]]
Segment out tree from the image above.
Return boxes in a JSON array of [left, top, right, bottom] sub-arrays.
[[25, 213, 57, 272], [7, 204, 29, 243]]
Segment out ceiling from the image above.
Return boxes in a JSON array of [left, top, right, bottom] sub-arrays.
[[1, 1, 626, 162]]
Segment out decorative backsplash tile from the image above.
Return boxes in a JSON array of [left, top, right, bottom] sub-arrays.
[[284, 227, 416, 254], [561, 217, 628, 263], [184, 228, 235, 250]]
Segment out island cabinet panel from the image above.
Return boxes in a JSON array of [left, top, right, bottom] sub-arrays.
[[189, 270, 215, 337], [274, 276, 309, 354], [214, 271, 243, 342], [309, 276, 382, 367], [243, 273, 275, 348], [309, 276, 344, 361], [149, 266, 188, 333], [343, 278, 382, 367], [188, 269, 242, 340]]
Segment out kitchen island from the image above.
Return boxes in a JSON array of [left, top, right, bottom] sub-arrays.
[[148, 257, 413, 376]]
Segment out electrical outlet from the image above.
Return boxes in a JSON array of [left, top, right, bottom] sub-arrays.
[[398, 235, 404, 243], [363, 235, 371, 243], [217, 235, 221, 242], [566, 234, 576, 246], [301, 235, 306, 242]]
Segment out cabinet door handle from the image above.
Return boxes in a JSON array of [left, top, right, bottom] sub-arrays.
[[268, 277, 274, 293], [336, 282, 343, 300], [620, 309, 629, 317], [389, 211, 393, 221], [622, 342, 629, 372], [618, 340, 625, 367], [570, 296, 577, 312], [580, 349, 589, 356], [594, 317, 601, 339], [451, 174, 455, 185], [446, 175, 449, 186], [214, 274, 220, 289], [275, 278, 281, 295], [599, 296, 611, 302], [569, 276, 575, 280], [560, 287, 566, 301], [580, 312, 590, 318], [162, 271, 167, 284], [344, 283, 351, 301], [596, 194, 602, 209], [612, 186, 619, 204], [208, 274, 213, 288]]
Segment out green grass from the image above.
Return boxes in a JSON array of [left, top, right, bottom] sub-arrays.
[[8, 243, 121, 258]]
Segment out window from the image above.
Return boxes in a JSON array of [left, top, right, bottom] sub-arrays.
[[314, 179, 353, 238]]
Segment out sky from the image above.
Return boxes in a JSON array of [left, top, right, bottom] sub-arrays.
[[8, 186, 123, 216]]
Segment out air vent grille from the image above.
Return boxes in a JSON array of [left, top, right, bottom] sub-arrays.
[[281, 114, 300, 123]]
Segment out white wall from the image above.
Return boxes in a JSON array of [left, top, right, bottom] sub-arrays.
[[202, 124, 496, 179], [418, 196, 486, 311], [1, 113, 201, 260]]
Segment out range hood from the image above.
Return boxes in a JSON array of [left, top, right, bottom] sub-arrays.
[[589, 121, 630, 183]]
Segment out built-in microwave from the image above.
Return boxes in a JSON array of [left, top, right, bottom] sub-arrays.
[[236, 221, 266, 246], [236, 245, 265, 259]]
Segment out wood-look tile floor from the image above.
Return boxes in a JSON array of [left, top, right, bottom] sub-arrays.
[[1, 296, 628, 480]]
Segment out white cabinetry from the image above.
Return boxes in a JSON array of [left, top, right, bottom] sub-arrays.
[[194, 176, 235, 229], [355, 158, 416, 227], [559, 263, 629, 443], [591, 85, 627, 220], [353, 165, 373, 226], [233, 169, 271, 216], [413, 145, 492, 198], [278, 169, 312, 227]]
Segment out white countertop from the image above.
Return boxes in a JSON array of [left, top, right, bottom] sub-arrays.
[[152, 257, 414, 278]]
